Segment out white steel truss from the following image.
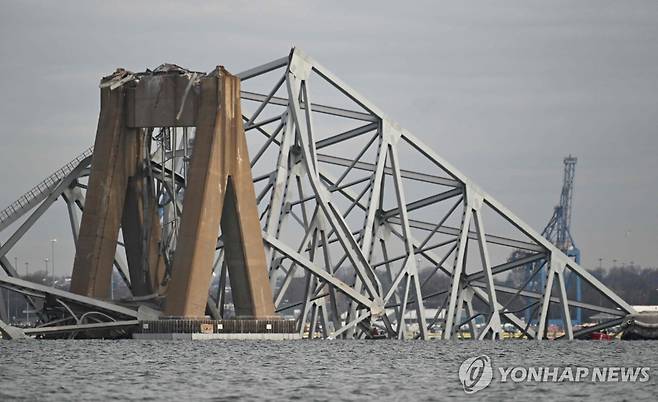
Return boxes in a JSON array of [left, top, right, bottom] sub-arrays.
[[0, 48, 636, 340]]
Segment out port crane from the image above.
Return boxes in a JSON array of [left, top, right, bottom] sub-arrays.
[[516, 156, 582, 325]]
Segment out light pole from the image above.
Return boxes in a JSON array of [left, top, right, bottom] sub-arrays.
[[5, 273, 9, 323], [44, 258, 49, 284], [50, 238, 57, 286], [25, 262, 29, 323]]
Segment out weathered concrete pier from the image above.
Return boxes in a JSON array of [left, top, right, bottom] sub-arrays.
[[0, 49, 637, 340]]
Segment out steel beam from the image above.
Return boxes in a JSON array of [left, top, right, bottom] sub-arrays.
[[0, 48, 637, 342]]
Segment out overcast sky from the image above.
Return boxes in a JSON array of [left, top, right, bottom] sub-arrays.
[[0, 0, 656, 275]]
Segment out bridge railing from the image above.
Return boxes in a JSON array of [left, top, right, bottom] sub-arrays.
[[0, 146, 93, 232]]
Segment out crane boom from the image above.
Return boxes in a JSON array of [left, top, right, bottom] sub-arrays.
[[510, 155, 583, 325], [541, 155, 578, 253]]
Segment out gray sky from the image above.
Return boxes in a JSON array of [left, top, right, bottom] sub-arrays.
[[0, 0, 656, 275]]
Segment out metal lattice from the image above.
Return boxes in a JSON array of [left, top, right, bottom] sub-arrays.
[[0, 48, 635, 340]]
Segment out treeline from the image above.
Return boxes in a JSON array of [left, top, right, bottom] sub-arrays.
[[587, 265, 658, 306], [4, 264, 656, 324], [497, 264, 658, 322]]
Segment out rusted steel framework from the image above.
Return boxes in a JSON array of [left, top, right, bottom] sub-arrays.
[[0, 48, 635, 340]]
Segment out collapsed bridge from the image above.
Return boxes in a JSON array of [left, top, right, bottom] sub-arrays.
[[0, 48, 636, 340]]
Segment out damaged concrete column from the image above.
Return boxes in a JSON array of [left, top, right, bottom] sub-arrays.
[[70, 70, 164, 298], [164, 67, 276, 319]]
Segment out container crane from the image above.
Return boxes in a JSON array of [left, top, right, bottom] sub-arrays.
[[542, 156, 582, 324], [512, 156, 582, 325]]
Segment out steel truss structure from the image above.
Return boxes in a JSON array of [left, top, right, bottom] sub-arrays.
[[512, 156, 583, 326], [0, 48, 635, 340]]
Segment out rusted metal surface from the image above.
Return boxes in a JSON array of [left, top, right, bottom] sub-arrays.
[[164, 67, 276, 319]]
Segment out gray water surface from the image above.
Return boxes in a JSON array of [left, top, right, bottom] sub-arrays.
[[1, 340, 656, 401]]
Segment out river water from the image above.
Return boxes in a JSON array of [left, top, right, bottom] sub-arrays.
[[1, 340, 656, 401]]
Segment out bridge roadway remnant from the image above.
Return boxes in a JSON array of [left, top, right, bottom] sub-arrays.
[[0, 48, 637, 340]]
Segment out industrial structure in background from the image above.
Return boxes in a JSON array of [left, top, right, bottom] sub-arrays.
[[540, 156, 582, 324], [512, 156, 583, 326], [0, 48, 637, 341]]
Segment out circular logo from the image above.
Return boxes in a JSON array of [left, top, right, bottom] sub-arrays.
[[459, 355, 493, 394]]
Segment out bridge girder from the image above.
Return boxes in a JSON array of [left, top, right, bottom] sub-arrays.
[[0, 48, 635, 340]]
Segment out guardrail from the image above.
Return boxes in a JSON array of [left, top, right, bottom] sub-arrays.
[[0, 146, 93, 231]]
